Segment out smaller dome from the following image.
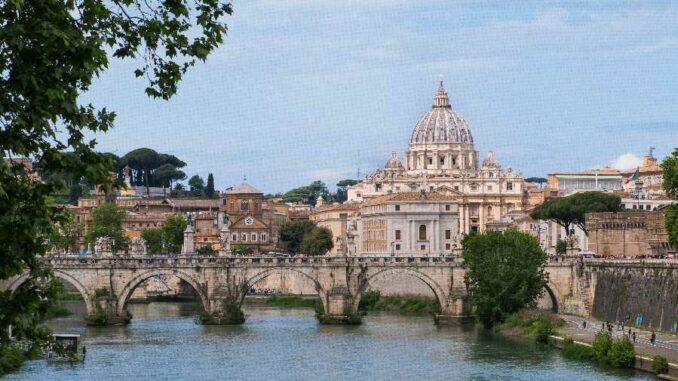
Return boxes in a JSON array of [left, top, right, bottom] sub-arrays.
[[482, 150, 499, 168], [385, 151, 404, 170]]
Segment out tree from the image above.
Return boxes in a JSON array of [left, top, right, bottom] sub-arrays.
[[50, 217, 84, 254], [280, 220, 317, 254], [162, 214, 187, 254], [555, 239, 567, 255], [141, 229, 163, 255], [530, 191, 621, 236], [86, 203, 127, 253], [300, 227, 334, 256], [335, 179, 358, 203], [206, 173, 215, 198], [661, 148, 678, 248], [282, 181, 329, 205], [0, 0, 231, 354], [462, 230, 548, 329], [231, 244, 253, 256], [153, 164, 186, 189], [188, 175, 205, 193]]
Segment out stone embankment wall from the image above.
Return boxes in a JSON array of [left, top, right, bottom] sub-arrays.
[[590, 262, 678, 331]]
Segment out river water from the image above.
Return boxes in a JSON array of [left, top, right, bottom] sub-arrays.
[[5, 301, 655, 381]]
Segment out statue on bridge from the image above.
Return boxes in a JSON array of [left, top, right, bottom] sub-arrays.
[[128, 237, 147, 256], [94, 237, 114, 256]]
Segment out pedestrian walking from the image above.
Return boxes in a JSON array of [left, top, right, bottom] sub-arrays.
[[582, 320, 587, 329], [651, 331, 656, 345], [632, 331, 636, 343]]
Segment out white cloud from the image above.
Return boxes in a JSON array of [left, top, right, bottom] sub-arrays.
[[609, 153, 643, 171]]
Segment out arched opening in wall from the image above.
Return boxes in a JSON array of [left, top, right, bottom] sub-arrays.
[[118, 271, 207, 320], [356, 269, 442, 316], [244, 269, 324, 314], [535, 285, 559, 313], [10, 272, 91, 326]]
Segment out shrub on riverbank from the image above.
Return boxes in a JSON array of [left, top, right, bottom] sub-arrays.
[[607, 337, 635, 368], [561, 337, 595, 361], [652, 355, 669, 374], [358, 290, 440, 314], [590, 331, 635, 368], [59, 293, 84, 301], [0, 345, 24, 376], [591, 331, 613, 362], [264, 296, 320, 309], [503, 310, 563, 343], [44, 303, 73, 319]]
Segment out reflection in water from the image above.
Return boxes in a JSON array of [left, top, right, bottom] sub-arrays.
[[5, 302, 654, 381]]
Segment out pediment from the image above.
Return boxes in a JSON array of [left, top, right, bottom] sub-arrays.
[[230, 214, 268, 229]]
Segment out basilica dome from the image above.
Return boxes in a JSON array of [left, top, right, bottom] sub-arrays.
[[409, 82, 473, 145]]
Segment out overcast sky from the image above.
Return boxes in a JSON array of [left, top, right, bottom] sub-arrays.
[[85, 0, 678, 193]]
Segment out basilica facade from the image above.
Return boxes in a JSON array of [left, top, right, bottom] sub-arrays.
[[347, 82, 526, 234]]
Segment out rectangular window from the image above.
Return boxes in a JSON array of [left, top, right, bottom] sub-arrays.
[[261, 233, 267, 241], [395, 205, 400, 211], [252, 233, 257, 242], [507, 182, 513, 191], [445, 230, 451, 239], [488, 186, 493, 191], [232, 234, 237, 241], [241, 233, 247, 242], [445, 243, 451, 250], [440, 158, 445, 166], [420, 245, 426, 250], [395, 230, 401, 240], [445, 204, 450, 211], [395, 244, 401, 250]]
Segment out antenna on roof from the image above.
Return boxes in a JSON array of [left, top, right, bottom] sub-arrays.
[[648, 146, 655, 157]]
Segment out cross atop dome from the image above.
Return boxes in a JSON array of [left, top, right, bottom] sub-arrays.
[[433, 80, 450, 108]]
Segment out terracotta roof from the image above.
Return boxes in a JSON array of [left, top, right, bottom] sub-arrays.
[[167, 199, 220, 208], [310, 203, 361, 215]]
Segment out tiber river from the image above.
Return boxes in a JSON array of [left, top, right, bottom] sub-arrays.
[[5, 301, 655, 381]]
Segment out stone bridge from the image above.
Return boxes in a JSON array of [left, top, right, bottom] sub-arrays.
[[0, 255, 586, 325]]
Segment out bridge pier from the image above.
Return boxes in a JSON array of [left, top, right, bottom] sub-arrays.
[[433, 290, 473, 325], [86, 295, 132, 326], [316, 287, 362, 325]]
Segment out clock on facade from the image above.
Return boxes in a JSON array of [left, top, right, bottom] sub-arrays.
[[245, 217, 254, 225]]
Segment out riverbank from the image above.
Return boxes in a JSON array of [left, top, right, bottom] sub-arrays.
[[244, 292, 439, 315], [502, 310, 678, 380]]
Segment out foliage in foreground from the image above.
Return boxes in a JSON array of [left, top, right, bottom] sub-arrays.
[[0, 345, 24, 376], [0, 0, 232, 349], [462, 230, 548, 329]]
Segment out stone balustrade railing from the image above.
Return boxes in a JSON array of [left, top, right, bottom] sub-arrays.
[[42, 254, 469, 268]]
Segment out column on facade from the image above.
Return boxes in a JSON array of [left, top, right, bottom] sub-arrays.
[[432, 219, 438, 253], [479, 205, 485, 232]]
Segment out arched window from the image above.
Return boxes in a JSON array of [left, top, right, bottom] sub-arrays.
[[419, 224, 427, 241]]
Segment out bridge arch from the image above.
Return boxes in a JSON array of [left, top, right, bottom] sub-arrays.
[[117, 269, 208, 315], [243, 268, 328, 312], [354, 267, 448, 312], [543, 283, 559, 313], [8, 270, 94, 315]]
